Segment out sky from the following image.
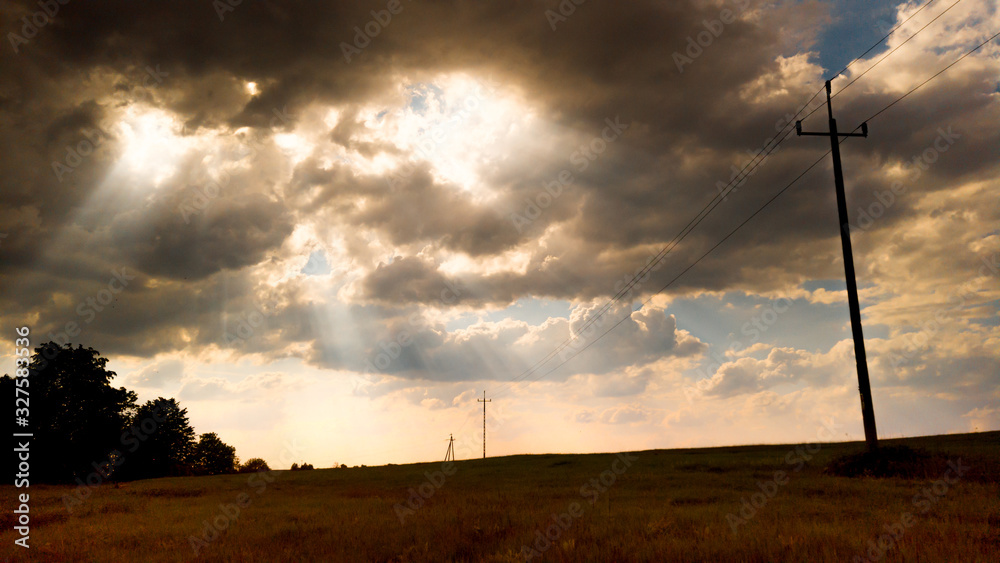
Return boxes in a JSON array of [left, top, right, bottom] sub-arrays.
[[1, 0, 997, 468]]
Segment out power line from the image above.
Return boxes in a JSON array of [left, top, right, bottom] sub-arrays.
[[492, 86, 821, 398], [493, 1, 959, 398], [832, 0, 966, 98], [490, 92, 818, 397], [494, 150, 831, 398], [493, 28, 998, 397], [858, 29, 1000, 125], [828, 0, 939, 79], [605, 0, 950, 314], [797, 0, 964, 128], [596, 0, 950, 309]]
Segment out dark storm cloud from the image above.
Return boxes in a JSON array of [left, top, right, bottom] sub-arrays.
[[362, 256, 457, 305], [110, 191, 294, 281], [288, 160, 520, 256], [0, 0, 996, 371]]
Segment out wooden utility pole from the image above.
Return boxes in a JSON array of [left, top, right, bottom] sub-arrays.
[[444, 433, 455, 462], [478, 390, 491, 459], [796, 80, 879, 450]]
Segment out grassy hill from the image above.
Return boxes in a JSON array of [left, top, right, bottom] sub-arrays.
[[2, 431, 998, 562]]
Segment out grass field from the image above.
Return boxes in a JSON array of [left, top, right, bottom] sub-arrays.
[[2, 431, 998, 562]]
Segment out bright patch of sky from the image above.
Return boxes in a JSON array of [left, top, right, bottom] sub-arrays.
[[301, 250, 332, 276]]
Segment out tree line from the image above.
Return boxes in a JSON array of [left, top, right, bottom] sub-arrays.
[[3, 342, 264, 483]]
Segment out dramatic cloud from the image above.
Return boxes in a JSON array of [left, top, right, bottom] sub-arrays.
[[1, 0, 996, 464]]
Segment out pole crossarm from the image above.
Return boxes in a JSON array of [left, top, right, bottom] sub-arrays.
[[797, 121, 869, 137]]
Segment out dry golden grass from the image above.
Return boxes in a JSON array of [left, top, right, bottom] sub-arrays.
[[2, 431, 998, 562]]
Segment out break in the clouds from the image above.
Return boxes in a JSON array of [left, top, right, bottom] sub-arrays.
[[0, 0, 997, 465]]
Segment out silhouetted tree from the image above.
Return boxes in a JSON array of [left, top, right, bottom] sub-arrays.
[[239, 458, 270, 473], [118, 398, 196, 480], [28, 343, 137, 482], [192, 432, 237, 475]]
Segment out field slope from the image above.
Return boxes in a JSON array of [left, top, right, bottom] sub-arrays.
[[2, 431, 998, 562]]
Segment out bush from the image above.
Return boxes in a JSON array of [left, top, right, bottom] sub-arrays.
[[826, 446, 937, 478], [239, 458, 270, 473], [290, 462, 314, 471]]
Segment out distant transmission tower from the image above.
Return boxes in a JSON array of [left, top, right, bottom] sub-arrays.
[[444, 434, 455, 462], [478, 390, 491, 459]]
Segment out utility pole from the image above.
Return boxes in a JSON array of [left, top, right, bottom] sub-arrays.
[[444, 433, 455, 462], [478, 390, 491, 459], [796, 80, 878, 451]]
